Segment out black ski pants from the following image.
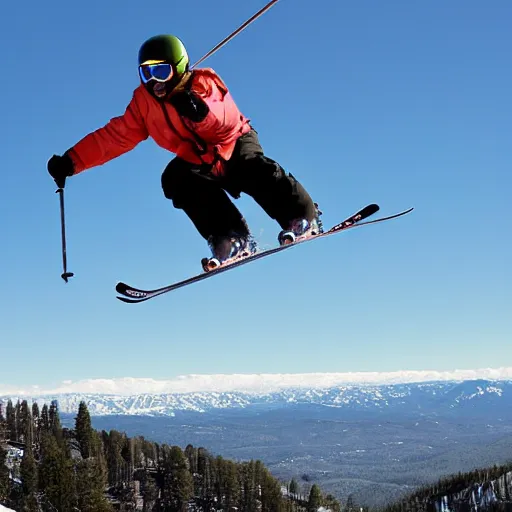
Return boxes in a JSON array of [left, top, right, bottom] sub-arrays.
[[161, 128, 316, 241]]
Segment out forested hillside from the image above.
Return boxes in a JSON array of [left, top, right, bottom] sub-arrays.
[[0, 399, 341, 511], [380, 463, 512, 511]]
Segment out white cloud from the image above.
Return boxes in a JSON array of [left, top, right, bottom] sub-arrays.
[[1, 367, 512, 397]]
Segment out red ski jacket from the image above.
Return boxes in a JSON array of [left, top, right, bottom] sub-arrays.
[[68, 68, 251, 176]]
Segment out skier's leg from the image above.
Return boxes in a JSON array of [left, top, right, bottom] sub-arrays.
[[226, 129, 322, 244], [161, 157, 254, 266]]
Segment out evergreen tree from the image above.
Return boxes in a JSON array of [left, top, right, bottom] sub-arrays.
[[48, 400, 62, 440], [75, 401, 94, 459], [19, 400, 32, 445], [344, 493, 356, 512], [289, 477, 299, 497], [6, 399, 16, 441], [308, 484, 323, 512], [185, 443, 198, 475], [139, 468, 159, 512], [31, 402, 39, 421], [260, 468, 284, 512], [39, 432, 76, 511], [324, 493, 342, 512], [197, 447, 215, 510], [0, 444, 9, 501], [103, 429, 129, 486], [31, 402, 40, 452], [241, 460, 259, 512], [20, 449, 38, 512], [76, 458, 112, 512], [217, 458, 240, 511], [15, 401, 22, 442], [19, 405, 38, 512], [160, 445, 193, 511], [0, 404, 7, 443], [40, 404, 49, 434]]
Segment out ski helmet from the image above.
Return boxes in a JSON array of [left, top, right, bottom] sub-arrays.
[[138, 35, 189, 76]]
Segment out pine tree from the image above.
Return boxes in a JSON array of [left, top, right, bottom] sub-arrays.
[[197, 447, 215, 510], [19, 400, 33, 445], [38, 432, 76, 511], [160, 445, 193, 511], [289, 478, 299, 497], [260, 468, 284, 512], [344, 493, 356, 512], [6, 399, 16, 441], [15, 401, 22, 443], [76, 457, 112, 512], [31, 402, 40, 452], [48, 400, 62, 440], [241, 460, 259, 512], [324, 493, 342, 512], [308, 484, 323, 512], [139, 468, 159, 512], [75, 401, 94, 459], [40, 404, 49, 434], [103, 429, 130, 486], [217, 458, 240, 511], [31, 402, 39, 421], [0, 404, 7, 443], [20, 449, 38, 512], [19, 405, 38, 512], [184, 443, 198, 475], [0, 444, 9, 501]]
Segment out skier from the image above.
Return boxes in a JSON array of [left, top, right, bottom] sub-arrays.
[[47, 34, 322, 270]]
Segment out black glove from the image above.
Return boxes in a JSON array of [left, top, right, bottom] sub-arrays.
[[47, 153, 75, 189], [169, 90, 209, 122]]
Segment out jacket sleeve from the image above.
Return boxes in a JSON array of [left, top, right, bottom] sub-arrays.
[[68, 92, 149, 174], [182, 71, 245, 145]]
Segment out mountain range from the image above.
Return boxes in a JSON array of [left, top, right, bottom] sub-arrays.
[[2, 371, 512, 418]]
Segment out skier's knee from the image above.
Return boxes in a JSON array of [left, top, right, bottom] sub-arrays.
[[161, 158, 189, 204], [244, 154, 285, 180]]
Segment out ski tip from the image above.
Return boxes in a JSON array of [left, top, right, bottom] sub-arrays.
[[116, 282, 129, 294]]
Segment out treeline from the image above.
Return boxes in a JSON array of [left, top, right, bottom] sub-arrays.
[[0, 399, 341, 511]]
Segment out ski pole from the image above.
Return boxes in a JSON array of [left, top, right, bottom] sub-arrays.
[[56, 188, 74, 283], [190, 0, 281, 69]]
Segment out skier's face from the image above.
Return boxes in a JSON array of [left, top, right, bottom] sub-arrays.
[[139, 62, 175, 99]]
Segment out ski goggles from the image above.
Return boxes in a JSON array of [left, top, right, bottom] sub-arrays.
[[138, 62, 174, 84]]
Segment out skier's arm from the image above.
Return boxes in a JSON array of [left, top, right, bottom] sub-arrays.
[[68, 95, 149, 174], [169, 72, 244, 145]]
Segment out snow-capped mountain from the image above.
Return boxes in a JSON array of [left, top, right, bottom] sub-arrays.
[[2, 369, 512, 417]]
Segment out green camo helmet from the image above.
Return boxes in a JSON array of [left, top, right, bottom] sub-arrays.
[[138, 34, 189, 76]]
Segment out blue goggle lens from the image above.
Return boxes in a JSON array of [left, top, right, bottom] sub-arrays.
[[139, 63, 174, 83]]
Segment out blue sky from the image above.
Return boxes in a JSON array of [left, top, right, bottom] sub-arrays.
[[1, 0, 510, 389]]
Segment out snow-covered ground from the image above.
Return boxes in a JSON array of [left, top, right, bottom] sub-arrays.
[[0, 504, 15, 511]]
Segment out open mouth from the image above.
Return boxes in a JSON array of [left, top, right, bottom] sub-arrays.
[[153, 82, 167, 97]]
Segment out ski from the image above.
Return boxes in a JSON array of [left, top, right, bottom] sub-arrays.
[[115, 204, 413, 303]]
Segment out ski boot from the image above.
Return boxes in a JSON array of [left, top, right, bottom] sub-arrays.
[[277, 203, 324, 246], [201, 233, 257, 272]]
